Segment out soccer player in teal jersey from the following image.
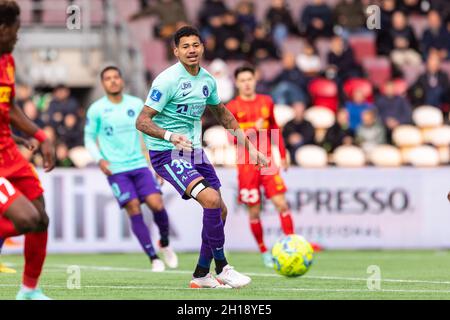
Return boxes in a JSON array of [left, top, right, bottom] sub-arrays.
[[136, 26, 269, 288], [84, 66, 178, 272]]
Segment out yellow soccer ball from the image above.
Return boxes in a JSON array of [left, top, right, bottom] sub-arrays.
[[272, 234, 314, 277]]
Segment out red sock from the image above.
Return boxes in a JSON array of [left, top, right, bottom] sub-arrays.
[[249, 219, 267, 253], [23, 231, 48, 289], [279, 210, 294, 235], [0, 216, 21, 238]]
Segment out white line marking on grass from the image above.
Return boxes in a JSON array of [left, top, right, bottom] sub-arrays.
[[44, 264, 450, 286], [1, 283, 450, 295]]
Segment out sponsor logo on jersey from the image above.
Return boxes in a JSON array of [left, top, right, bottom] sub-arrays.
[[0, 87, 12, 104], [127, 109, 135, 117], [181, 81, 192, 90], [150, 89, 162, 102]]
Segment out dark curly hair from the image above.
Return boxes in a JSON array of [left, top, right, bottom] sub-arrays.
[[0, 0, 20, 26]]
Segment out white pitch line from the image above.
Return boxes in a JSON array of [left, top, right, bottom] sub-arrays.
[[42, 264, 450, 286], [1, 283, 450, 295]]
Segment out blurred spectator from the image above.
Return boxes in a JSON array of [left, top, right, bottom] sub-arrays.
[[376, 80, 412, 138], [56, 113, 84, 149], [55, 143, 74, 168], [320, 108, 354, 153], [409, 52, 450, 114], [333, 0, 366, 34], [282, 103, 315, 163], [356, 108, 386, 154], [236, 0, 257, 37], [46, 84, 79, 128], [198, 0, 228, 37], [249, 24, 280, 63], [214, 11, 246, 60], [130, 0, 189, 53], [397, 0, 429, 16], [327, 35, 362, 83], [377, 0, 399, 55], [299, 0, 334, 42], [32, 0, 43, 24], [255, 67, 273, 95], [389, 11, 422, 69], [296, 42, 322, 77], [209, 59, 234, 103], [421, 10, 450, 61], [265, 0, 298, 47], [271, 52, 308, 105], [345, 88, 373, 131], [22, 100, 45, 129]]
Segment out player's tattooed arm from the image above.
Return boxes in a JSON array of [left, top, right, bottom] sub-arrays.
[[136, 106, 193, 151], [10, 104, 56, 172], [208, 103, 269, 167]]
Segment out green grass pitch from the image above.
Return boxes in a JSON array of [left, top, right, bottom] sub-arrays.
[[1, 251, 450, 300]]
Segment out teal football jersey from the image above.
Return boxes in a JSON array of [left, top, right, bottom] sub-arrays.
[[143, 62, 221, 151]]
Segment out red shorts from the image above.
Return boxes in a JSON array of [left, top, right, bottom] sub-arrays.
[[0, 150, 44, 203], [0, 177, 22, 216], [237, 164, 287, 205]]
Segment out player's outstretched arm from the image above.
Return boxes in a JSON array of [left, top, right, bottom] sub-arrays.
[[136, 106, 193, 151], [208, 103, 269, 168], [9, 104, 55, 172]]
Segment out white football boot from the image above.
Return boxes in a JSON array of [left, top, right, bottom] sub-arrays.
[[189, 273, 232, 289], [216, 265, 251, 288], [160, 246, 179, 269], [151, 259, 165, 272]]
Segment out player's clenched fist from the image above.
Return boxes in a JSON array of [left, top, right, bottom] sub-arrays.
[[170, 133, 193, 152], [40, 139, 56, 172]]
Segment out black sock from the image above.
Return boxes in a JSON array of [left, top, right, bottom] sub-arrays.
[[150, 254, 159, 261], [215, 258, 228, 275], [193, 264, 210, 278], [160, 237, 169, 248]]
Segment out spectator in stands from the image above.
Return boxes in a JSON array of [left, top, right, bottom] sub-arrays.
[[397, 0, 428, 16], [327, 35, 362, 84], [345, 87, 373, 131], [299, 0, 334, 42], [209, 59, 234, 103], [356, 108, 386, 154], [265, 0, 298, 47], [282, 102, 315, 164], [271, 52, 308, 105], [47, 84, 79, 128], [55, 143, 74, 168], [236, 0, 257, 38], [421, 10, 450, 61], [296, 41, 322, 77], [130, 0, 189, 47], [376, 80, 412, 141], [319, 108, 354, 153], [333, 0, 366, 35], [249, 24, 280, 63], [56, 113, 83, 149], [409, 52, 450, 114], [377, 0, 399, 55], [198, 0, 228, 37], [389, 11, 422, 69], [214, 11, 247, 60]]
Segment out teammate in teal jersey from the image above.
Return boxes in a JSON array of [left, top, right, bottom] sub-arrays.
[[85, 66, 178, 272], [136, 26, 269, 288]]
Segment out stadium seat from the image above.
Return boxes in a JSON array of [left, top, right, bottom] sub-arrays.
[[16, 0, 33, 26], [274, 104, 295, 127], [69, 146, 94, 168], [295, 145, 328, 168], [203, 126, 230, 148], [315, 38, 332, 68], [343, 78, 374, 102], [348, 34, 376, 65], [437, 146, 450, 164], [362, 57, 391, 89], [304, 106, 335, 129], [401, 64, 425, 85], [413, 106, 444, 128], [258, 60, 284, 82], [369, 145, 402, 167], [281, 37, 305, 57], [407, 145, 440, 167], [426, 126, 450, 146], [308, 78, 339, 113], [142, 39, 170, 75], [380, 79, 408, 96], [392, 125, 423, 147], [42, 0, 67, 26], [333, 145, 366, 167]]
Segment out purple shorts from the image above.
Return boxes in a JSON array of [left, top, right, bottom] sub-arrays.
[[150, 149, 221, 200], [107, 167, 161, 208]]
